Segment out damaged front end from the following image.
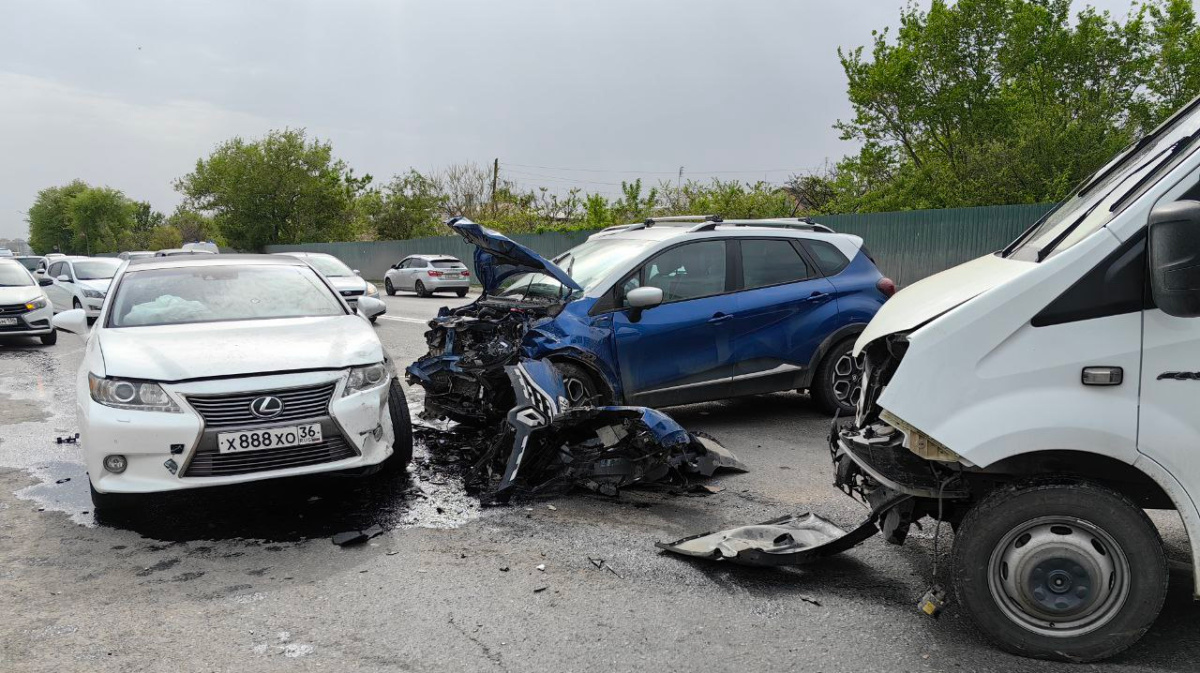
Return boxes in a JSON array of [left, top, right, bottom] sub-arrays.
[[831, 333, 970, 545], [466, 360, 745, 500]]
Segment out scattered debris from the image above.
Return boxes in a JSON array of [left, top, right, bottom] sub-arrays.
[[918, 584, 948, 619], [54, 477, 70, 484], [587, 556, 623, 579], [362, 524, 384, 540], [536, 564, 546, 572], [499, 565, 509, 572], [533, 585, 548, 593], [547, 504, 557, 511], [799, 596, 822, 607], [656, 513, 881, 567], [332, 531, 369, 546], [55, 433, 79, 445]]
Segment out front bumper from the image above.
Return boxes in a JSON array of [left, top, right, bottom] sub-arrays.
[[83, 370, 397, 494], [0, 304, 54, 336], [831, 425, 969, 500]]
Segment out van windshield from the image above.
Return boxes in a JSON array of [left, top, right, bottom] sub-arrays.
[[1006, 101, 1200, 262]]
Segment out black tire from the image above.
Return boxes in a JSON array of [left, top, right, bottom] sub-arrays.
[[384, 278, 396, 296], [952, 481, 1167, 663], [72, 298, 82, 310], [89, 479, 138, 512], [810, 338, 860, 415], [552, 361, 610, 408], [40, 330, 57, 346], [415, 280, 430, 298], [456, 288, 468, 298], [369, 315, 378, 324], [383, 379, 413, 471]]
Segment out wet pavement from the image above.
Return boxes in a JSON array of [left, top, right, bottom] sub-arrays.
[[2, 294, 1199, 672]]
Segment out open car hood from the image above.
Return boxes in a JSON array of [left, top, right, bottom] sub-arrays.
[[448, 217, 582, 295]]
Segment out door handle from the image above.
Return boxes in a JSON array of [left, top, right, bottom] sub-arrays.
[[806, 291, 829, 302], [708, 312, 733, 325]]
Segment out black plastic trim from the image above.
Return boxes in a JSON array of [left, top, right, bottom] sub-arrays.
[[1031, 229, 1151, 327]]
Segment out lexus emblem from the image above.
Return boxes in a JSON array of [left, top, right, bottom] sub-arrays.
[[249, 396, 284, 419]]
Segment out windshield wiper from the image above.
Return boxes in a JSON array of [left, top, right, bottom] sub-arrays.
[[1036, 135, 1196, 261]]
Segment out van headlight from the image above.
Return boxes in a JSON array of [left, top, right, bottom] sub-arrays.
[[88, 374, 182, 413], [344, 363, 389, 396]]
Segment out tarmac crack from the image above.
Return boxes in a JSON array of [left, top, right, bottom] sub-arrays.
[[447, 615, 508, 673]]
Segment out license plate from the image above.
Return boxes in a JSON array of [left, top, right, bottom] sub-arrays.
[[217, 423, 322, 454], [0, 318, 16, 326]]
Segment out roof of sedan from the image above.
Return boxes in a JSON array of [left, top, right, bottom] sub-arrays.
[[125, 253, 310, 272]]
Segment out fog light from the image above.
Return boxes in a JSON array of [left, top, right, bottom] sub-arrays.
[[103, 454, 127, 473]]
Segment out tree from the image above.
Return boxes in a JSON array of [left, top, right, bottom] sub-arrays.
[[175, 128, 370, 251], [367, 171, 447, 240], [66, 186, 135, 255], [167, 207, 220, 245], [27, 181, 88, 254], [148, 225, 183, 250], [818, 0, 1200, 213]]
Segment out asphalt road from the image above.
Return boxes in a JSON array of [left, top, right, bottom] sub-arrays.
[[1, 289, 1197, 672]]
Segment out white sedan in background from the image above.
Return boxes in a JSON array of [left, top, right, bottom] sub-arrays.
[[43, 256, 123, 319], [52, 254, 412, 511]]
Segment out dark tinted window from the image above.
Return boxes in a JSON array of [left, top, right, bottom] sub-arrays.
[[802, 240, 850, 276], [741, 240, 813, 289], [411, 258, 427, 268], [432, 259, 461, 268], [48, 262, 65, 278], [641, 241, 726, 303], [15, 258, 41, 271]]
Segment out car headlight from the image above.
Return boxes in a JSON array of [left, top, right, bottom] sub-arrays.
[[82, 288, 105, 299], [88, 373, 182, 413], [24, 297, 47, 310], [344, 363, 389, 396], [365, 282, 378, 296]]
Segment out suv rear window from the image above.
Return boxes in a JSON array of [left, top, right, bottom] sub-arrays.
[[741, 239, 813, 289], [431, 260, 461, 268], [802, 240, 850, 276]]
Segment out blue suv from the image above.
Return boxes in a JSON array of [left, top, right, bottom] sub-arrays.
[[407, 216, 893, 422]]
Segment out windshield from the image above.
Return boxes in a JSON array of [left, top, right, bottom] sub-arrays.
[[302, 255, 354, 277], [15, 258, 41, 271], [73, 259, 122, 280], [0, 263, 34, 287], [497, 237, 659, 299], [1007, 103, 1200, 261], [109, 264, 345, 328]]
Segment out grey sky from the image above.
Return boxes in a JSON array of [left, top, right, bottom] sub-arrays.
[[0, 0, 1143, 239]]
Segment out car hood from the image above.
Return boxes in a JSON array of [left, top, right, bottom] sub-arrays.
[[78, 279, 112, 293], [448, 217, 581, 294], [853, 253, 1037, 355], [0, 286, 45, 304], [326, 276, 367, 292], [98, 315, 383, 381]]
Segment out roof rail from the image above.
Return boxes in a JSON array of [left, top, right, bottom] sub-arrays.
[[644, 214, 722, 226], [718, 218, 836, 234]]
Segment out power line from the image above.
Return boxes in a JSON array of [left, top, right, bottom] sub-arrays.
[[504, 161, 804, 175]]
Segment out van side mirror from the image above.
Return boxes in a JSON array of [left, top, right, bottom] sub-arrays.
[[1149, 200, 1200, 318], [625, 286, 664, 323]]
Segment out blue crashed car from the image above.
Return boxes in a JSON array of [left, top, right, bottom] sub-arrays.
[[407, 216, 893, 423]]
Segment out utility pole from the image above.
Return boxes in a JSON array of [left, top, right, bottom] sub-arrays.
[[491, 158, 499, 215], [677, 166, 684, 190]]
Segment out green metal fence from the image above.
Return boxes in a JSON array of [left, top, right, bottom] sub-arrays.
[[265, 203, 1055, 287]]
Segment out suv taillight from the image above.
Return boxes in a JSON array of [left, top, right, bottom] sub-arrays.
[[876, 277, 896, 297]]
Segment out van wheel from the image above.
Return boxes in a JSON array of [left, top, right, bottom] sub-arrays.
[[552, 361, 609, 408], [385, 278, 396, 296], [40, 330, 57, 346], [952, 481, 1167, 662], [810, 339, 860, 415], [89, 479, 138, 512], [383, 379, 413, 471], [415, 280, 430, 298]]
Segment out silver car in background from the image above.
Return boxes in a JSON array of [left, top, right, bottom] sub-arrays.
[[384, 254, 470, 297]]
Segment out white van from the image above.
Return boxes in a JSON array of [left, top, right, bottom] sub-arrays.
[[832, 96, 1200, 662]]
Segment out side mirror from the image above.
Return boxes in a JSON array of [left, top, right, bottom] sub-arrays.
[[52, 308, 88, 335], [356, 296, 386, 321], [625, 286, 664, 323], [353, 269, 361, 276], [57, 274, 70, 282], [1149, 200, 1200, 318], [37, 277, 53, 287]]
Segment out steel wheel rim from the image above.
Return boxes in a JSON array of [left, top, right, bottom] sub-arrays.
[[830, 352, 862, 406], [987, 515, 1130, 638]]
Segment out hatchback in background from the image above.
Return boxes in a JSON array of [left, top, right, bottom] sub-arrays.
[[44, 256, 123, 319], [51, 254, 409, 511], [0, 258, 56, 345], [119, 251, 156, 261], [385, 255, 470, 297], [276, 252, 382, 318]]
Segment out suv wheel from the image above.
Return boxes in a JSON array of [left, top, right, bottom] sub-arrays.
[[810, 338, 860, 415], [952, 481, 1167, 662], [552, 361, 609, 408]]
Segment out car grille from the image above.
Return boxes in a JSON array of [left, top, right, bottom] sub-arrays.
[[186, 382, 337, 429], [0, 303, 30, 315], [182, 435, 357, 477]]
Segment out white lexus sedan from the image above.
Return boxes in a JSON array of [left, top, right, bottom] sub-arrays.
[[52, 254, 412, 510]]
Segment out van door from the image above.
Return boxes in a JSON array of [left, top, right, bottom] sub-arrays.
[[612, 240, 735, 407], [730, 238, 839, 397]]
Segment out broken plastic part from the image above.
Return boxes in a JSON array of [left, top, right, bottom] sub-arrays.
[[655, 513, 880, 566]]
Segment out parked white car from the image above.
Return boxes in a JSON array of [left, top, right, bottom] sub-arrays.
[[51, 254, 411, 511], [276, 252, 383, 321], [0, 258, 56, 345], [384, 254, 470, 297], [43, 257, 123, 319]]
